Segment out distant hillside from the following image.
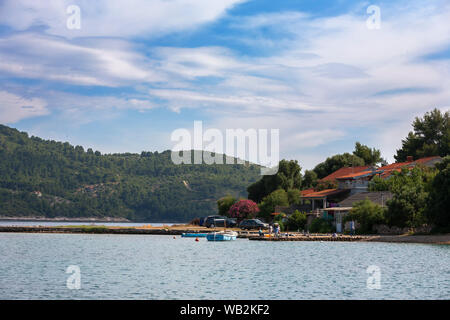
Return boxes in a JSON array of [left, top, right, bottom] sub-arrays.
[[0, 125, 260, 222]]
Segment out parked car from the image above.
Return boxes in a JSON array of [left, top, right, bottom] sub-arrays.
[[239, 219, 269, 230], [204, 215, 237, 228], [199, 217, 207, 226]]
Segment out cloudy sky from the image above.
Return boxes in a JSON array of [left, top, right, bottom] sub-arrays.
[[0, 0, 449, 169]]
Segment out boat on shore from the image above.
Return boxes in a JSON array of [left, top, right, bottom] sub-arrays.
[[206, 230, 238, 241]]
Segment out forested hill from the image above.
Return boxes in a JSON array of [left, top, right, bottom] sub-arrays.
[[0, 125, 260, 222]]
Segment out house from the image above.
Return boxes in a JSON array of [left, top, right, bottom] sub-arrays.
[[338, 191, 393, 207], [300, 155, 441, 232], [299, 188, 349, 211], [335, 168, 382, 194], [318, 166, 371, 184], [321, 191, 393, 232]]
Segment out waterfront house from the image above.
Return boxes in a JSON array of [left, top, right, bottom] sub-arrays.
[[300, 155, 442, 232], [321, 191, 393, 232]]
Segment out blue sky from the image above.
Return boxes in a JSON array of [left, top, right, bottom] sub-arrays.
[[0, 0, 449, 169]]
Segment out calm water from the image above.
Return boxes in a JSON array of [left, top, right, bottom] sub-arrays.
[[0, 233, 449, 299]]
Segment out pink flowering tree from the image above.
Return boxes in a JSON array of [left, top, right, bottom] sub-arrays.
[[228, 199, 260, 222]]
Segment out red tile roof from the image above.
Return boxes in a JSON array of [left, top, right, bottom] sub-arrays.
[[315, 156, 442, 185], [378, 161, 411, 170], [378, 168, 402, 179], [411, 156, 441, 165], [300, 188, 315, 196], [301, 188, 346, 198], [376, 156, 441, 178], [319, 166, 370, 182], [336, 170, 379, 179]]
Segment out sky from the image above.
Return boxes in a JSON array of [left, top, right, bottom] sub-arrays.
[[0, 0, 449, 170]]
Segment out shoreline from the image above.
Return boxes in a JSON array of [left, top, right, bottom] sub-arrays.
[[0, 216, 183, 224], [364, 234, 450, 245], [0, 225, 448, 244]]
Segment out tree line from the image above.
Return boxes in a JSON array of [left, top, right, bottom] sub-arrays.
[[0, 125, 260, 221]]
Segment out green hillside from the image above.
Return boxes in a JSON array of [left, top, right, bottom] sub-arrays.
[[0, 125, 260, 222]]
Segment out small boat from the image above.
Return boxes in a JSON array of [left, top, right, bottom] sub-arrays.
[[181, 233, 208, 238], [206, 230, 238, 241]]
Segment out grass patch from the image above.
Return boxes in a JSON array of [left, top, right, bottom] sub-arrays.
[[54, 225, 110, 233]]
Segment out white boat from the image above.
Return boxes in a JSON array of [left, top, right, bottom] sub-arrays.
[[206, 230, 238, 241]]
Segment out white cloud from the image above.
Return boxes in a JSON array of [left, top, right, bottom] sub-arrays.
[[0, 0, 245, 38], [0, 91, 48, 123], [1, 0, 449, 166], [0, 33, 163, 86], [291, 129, 346, 148], [146, 1, 450, 163]]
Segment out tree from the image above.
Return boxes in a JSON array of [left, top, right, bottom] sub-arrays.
[[368, 176, 391, 191], [217, 195, 237, 217], [0, 124, 261, 222], [345, 199, 386, 234], [287, 189, 301, 205], [313, 153, 365, 179], [302, 170, 318, 189], [395, 108, 450, 162], [228, 199, 260, 222], [247, 159, 302, 203], [286, 210, 307, 231], [385, 167, 434, 228], [385, 186, 427, 228], [258, 189, 289, 220], [426, 156, 450, 230], [353, 142, 384, 165]]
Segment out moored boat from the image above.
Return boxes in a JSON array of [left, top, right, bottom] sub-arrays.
[[181, 233, 208, 238], [206, 231, 238, 241]]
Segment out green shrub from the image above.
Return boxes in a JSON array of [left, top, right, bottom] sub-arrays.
[[258, 189, 289, 220], [286, 210, 307, 231], [345, 199, 386, 234], [309, 218, 334, 233], [426, 156, 450, 229]]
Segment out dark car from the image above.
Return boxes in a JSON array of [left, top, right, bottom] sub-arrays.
[[239, 219, 269, 230], [204, 215, 237, 228], [199, 217, 207, 226]]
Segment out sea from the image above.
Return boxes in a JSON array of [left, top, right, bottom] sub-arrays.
[[0, 222, 449, 299]]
